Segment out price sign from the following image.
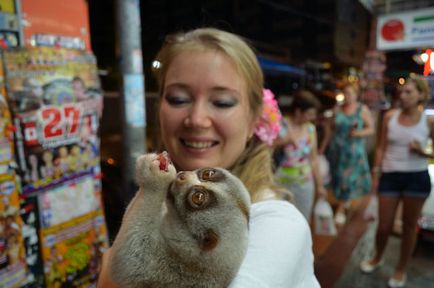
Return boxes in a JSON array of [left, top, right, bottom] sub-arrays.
[[40, 105, 81, 141], [19, 103, 89, 148]]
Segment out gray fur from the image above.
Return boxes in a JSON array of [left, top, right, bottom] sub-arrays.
[[110, 153, 251, 288]]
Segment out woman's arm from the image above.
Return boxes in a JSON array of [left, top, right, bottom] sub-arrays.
[[309, 126, 327, 198], [97, 248, 119, 288], [409, 115, 434, 158], [351, 104, 374, 138], [371, 110, 392, 189], [272, 117, 295, 148], [318, 117, 332, 155]]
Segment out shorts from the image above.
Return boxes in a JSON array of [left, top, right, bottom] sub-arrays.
[[378, 170, 431, 198]]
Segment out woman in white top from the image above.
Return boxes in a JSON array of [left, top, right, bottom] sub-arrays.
[[360, 76, 433, 288], [98, 28, 319, 288]]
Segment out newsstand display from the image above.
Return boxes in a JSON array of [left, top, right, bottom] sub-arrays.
[[0, 46, 109, 287], [0, 58, 29, 287]]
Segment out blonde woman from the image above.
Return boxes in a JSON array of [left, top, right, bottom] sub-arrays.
[[360, 76, 432, 288], [98, 28, 319, 287]]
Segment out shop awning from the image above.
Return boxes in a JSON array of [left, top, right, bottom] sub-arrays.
[[257, 56, 306, 76]]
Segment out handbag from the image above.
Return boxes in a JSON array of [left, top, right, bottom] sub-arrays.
[[314, 198, 337, 236], [363, 194, 378, 221]]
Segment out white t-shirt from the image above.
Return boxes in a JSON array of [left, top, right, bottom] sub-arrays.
[[229, 200, 320, 288]]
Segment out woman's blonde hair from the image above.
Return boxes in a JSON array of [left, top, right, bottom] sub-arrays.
[[230, 138, 288, 202], [154, 27, 283, 202], [407, 75, 431, 105]]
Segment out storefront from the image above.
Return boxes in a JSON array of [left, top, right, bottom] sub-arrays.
[[0, 1, 109, 287]]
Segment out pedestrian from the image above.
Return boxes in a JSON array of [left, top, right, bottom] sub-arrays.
[[326, 83, 374, 224], [360, 75, 433, 288], [273, 89, 327, 222], [97, 27, 319, 287]]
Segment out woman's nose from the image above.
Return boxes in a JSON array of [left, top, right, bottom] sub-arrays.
[[184, 103, 212, 128]]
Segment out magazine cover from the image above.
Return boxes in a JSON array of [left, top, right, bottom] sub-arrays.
[[38, 174, 108, 287], [2, 47, 103, 194], [0, 174, 28, 288], [0, 94, 14, 177], [0, 57, 15, 178]]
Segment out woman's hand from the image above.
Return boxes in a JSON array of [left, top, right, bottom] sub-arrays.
[[349, 128, 366, 138], [409, 139, 425, 155]]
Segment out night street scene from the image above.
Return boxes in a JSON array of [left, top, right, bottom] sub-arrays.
[[0, 0, 433, 287]]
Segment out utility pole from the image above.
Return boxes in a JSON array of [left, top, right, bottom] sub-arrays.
[[116, 0, 146, 203], [14, 0, 25, 46]]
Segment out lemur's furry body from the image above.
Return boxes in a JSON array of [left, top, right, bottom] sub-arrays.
[[110, 152, 251, 288]]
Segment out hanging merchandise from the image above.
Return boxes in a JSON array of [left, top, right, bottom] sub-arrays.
[[19, 196, 45, 287], [0, 62, 14, 176], [38, 174, 108, 287], [21, 0, 92, 51], [0, 57, 31, 287], [3, 47, 103, 195], [0, 174, 28, 288], [2, 46, 108, 287], [360, 50, 387, 109]]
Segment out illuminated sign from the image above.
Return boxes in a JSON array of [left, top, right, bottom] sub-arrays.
[[421, 49, 434, 76], [377, 8, 434, 51]]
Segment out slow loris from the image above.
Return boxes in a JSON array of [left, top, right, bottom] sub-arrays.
[[109, 152, 251, 288]]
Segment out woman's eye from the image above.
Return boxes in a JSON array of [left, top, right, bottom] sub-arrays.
[[212, 99, 237, 108], [165, 95, 190, 106]]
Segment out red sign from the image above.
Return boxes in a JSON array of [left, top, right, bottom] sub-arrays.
[[21, 0, 91, 50], [380, 19, 405, 41]]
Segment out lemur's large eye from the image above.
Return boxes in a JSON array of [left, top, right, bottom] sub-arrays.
[[202, 169, 216, 180], [198, 168, 223, 181], [187, 187, 210, 209]]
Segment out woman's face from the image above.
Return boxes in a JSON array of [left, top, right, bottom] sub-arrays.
[[400, 82, 422, 109], [301, 107, 317, 123], [343, 86, 357, 104], [159, 50, 256, 171]]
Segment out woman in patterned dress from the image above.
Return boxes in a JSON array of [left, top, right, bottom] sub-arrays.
[[273, 90, 327, 222], [327, 83, 374, 224]]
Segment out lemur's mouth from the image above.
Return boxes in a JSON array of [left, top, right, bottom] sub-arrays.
[[157, 151, 171, 172]]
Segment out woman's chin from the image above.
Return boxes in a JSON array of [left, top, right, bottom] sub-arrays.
[[176, 158, 217, 171]]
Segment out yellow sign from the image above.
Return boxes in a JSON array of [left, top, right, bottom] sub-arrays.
[[0, 0, 15, 13]]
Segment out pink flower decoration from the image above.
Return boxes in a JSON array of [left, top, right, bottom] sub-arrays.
[[254, 89, 282, 146]]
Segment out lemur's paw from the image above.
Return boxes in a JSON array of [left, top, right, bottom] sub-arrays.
[[155, 151, 172, 172], [136, 152, 176, 186]]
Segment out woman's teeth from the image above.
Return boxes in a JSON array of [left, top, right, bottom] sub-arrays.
[[184, 141, 214, 149]]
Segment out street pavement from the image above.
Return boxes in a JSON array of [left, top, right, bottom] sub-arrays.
[[335, 202, 434, 288]]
